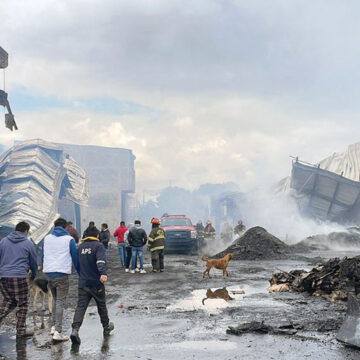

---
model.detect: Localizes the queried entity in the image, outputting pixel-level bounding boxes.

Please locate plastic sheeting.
[0,139,88,243]
[319,142,360,182]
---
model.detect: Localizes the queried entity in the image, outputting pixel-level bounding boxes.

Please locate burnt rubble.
[215,226,310,261]
[269,257,360,301]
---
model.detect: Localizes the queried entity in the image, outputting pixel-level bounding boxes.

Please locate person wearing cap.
[70,227,114,345]
[147,218,165,273]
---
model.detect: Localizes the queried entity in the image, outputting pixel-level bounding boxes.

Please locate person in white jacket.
[43,218,80,342]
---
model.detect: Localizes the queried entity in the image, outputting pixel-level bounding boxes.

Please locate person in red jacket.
[113,221,128,267]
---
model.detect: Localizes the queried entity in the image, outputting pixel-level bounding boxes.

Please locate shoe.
[152,269,159,273]
[70,328,81,345]
[103,322,114,337]
[130,270,135,274]
[125,268,129,273]
[135,268,140,273]
[52,330,69,342]
[50,326,55,335]
[140,269,146,274]
[16,330,34,339]
[160,269,164,272]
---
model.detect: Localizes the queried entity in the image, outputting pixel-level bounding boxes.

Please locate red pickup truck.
[160,214,198,254]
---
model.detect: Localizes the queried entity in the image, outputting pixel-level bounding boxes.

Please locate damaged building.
[0,139,136,242]
[56,142,135,233]
[285,142,360,224]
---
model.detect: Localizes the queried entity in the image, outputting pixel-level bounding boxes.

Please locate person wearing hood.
[128,220,147,274]
[43,218,80,342]
[0,221,37,338]
[70,227,114,345]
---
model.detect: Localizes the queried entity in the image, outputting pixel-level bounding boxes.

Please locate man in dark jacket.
[70,227,114,345]
[0,221,38,338]
[128,220,147,274]
[99,223,110,257]
[82,221,97,239]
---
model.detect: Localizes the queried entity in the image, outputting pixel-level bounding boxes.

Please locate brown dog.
[201,253,234,278]
[202,287,234,304]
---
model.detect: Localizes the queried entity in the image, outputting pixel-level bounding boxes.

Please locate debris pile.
[215,227,291,260]
[269,257,360,301]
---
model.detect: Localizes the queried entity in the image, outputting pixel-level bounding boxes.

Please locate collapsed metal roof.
[290,156,360,223]
[0,139,88,243]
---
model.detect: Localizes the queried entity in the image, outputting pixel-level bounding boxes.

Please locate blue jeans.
[131,247,144,270]
[118,243,126,266]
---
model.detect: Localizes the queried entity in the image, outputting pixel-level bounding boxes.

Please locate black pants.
[72,285,109,330]
[125,246,137,269]
[151,250,164,271]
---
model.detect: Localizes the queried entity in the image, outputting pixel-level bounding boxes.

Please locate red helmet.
[151,218,161,224]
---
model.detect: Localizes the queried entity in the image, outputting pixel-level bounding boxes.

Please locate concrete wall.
[57,143,135,235]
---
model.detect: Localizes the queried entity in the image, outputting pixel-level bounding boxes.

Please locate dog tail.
[202,298,207,305]
[201,255,207,262]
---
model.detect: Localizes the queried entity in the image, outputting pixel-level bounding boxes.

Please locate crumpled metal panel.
[0,139,89,243]
[290,161,360,222]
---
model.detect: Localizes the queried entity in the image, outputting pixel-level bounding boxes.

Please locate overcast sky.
[1,0,360,192]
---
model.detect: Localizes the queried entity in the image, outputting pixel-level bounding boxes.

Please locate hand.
[100,275,108,283]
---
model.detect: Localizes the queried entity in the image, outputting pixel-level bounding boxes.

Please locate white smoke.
[238,188,347,244]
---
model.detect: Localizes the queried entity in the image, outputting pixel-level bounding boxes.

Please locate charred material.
[216,227,291,260]
[269,257,360,301]
[227,321,297,336]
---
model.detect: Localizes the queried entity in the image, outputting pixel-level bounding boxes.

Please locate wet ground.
[0,246,359,359]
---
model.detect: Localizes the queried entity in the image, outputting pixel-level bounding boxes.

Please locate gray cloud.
[1,0,360,192]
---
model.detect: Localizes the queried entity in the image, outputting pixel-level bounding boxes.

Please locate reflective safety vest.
[148,227,165,252]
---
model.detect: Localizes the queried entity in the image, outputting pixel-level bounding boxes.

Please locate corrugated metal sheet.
[290,161,360,222]
[0,139,88,243]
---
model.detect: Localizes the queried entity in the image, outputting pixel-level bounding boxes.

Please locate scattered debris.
[227,321,297,336]
[268,283,290,292]
[269,257,360,301]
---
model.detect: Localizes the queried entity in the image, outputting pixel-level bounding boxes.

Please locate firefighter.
[195,220,205,248]
[204,220,216,241]
[148,218,165,273]
[234,220,246,236]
